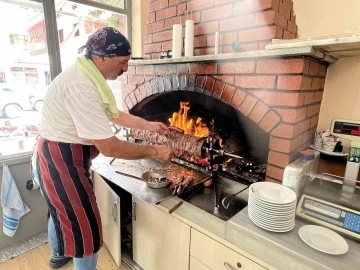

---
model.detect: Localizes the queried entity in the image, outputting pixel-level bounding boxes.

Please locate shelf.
[309,145,348,157]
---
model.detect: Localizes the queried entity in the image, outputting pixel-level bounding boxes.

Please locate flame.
[168,101,210,137]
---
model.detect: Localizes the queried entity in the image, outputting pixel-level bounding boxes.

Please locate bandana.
[78,27,132,57]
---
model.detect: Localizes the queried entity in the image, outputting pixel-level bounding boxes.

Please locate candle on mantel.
[215,32,219,55]
[172,23,182,58]
[185,19,194,57]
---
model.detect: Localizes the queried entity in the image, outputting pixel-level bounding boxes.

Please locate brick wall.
[145,0,298,59]
[120,56,328,182]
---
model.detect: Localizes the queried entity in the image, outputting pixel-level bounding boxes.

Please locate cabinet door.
[93,172,121,266]
[190,257,212,270]
[132,196,190,270]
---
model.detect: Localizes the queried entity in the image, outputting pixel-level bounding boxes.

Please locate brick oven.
[118,0,329,183]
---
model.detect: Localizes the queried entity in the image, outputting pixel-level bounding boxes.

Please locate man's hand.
[154,145,178,162]
[148,121,169,135]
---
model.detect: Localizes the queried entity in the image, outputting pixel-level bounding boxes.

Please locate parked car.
[29,92,45,111]
[0,85,37,118]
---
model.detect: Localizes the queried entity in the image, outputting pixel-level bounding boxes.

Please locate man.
[33,27,175,269]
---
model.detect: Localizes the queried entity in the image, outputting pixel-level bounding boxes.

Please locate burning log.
[130,129,206,157]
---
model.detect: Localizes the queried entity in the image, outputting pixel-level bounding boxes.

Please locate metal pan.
[115,170,170,189]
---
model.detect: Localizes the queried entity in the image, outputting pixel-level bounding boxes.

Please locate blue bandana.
[78,27,132,57]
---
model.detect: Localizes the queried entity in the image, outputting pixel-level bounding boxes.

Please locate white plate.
[249,195,297,209]
[249,192,297,207]
[298,225,349,255]
[248,206,295,221]
[249,202,296,215]
[250,182,297,205]
[249,214,295,232]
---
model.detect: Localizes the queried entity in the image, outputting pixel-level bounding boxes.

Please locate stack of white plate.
[248,182,297,232]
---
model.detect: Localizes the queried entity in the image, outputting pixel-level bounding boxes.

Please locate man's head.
[78,27,132,80]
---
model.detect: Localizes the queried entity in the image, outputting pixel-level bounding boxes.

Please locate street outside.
[0,110,41,157]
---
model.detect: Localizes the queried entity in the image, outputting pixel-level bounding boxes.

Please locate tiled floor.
[0,242,131,270]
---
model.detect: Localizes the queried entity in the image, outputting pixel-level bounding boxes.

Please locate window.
[87,0,125,9]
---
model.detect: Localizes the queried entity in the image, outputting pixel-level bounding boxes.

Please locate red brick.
[218,61,255,74]
[291,11,296,22]
[239,95,257,116]
[272,0,280,12]
[311,78,322,90]
[147,21,165,34]
[259,111,281,132]
[220,14,255,31]
[303,59,310,74]
[177,3,187,15]
[148,12,155,24]
[189,63,217,74]
[271,124,296,138]
[126,66,135,75]
[221,85,236,104]
[303,92,315,105]
[153,30,172,42]
[139,85,147,99]
[287,20,298,34]
[149,0,168,12]
[270,134,303,153]
[194,21,219,35]
[277,75,302,90]
[274,13,288,29]
[194,36,207,48]
[128,75,145,85]
[235,76,275,89]
[266,177,282,184]
[215,76,234,85]
[267,165,285,181]
[314,91,324,102]
[129,92,137,105]
[134,88,142,102]
[164,12,201,29]
[319,65,328,76]
[187,0,215,11]
[268,151,291,168]
[321,79,325,89]
[195,47,215,56]
[311,115,319,128]
[255,10,275,26]
[233,0,272,15]
[162,41,172,51]
[121,84,136,95]
[145,34,153,44]
[258,41,271,50]
[256,59,306,74]
[154,65,177,75]
[283,30,296,39]
[274,107,307,123]
[309,62,320,76]
[230,89,247,108]
[307,104,321,118]
[249,102,270,123]
[207,34,216,46]
[275,26,284,39]
[177,64,189,74]
[156,6,177,21]
[303,128,315,144]
[213,80,225,99]
[204,77,215,96]
[238,26,276,42]
[240,42,259,51]
[220,32,238,45]
[215,0,236,4]
[253,91,299,107]
[203,4,232,21]
[136,65,154,75]
[294,119,311,136]
[169,0,182,6]
[119,75,127,84]
[279,2,291,19]
[301,76,313,90]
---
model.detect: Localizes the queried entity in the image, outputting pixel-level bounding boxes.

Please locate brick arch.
[124,75,282,135]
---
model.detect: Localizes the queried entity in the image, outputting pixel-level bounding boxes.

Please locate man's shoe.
[49,257,72,269]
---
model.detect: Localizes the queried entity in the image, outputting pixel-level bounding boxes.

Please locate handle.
[112,202,117,222]
[224,262,241,269]
[132,202,136,221]
[168,201,183,214]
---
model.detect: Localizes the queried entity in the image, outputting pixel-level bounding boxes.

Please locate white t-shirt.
[39,64,115,145]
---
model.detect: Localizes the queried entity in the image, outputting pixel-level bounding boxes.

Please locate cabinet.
[191,229,266,270]
[93,172,121,267]
[132,196,191,270]
[190,257,212,270]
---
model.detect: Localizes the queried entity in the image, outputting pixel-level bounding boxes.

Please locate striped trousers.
[35,137,103,258]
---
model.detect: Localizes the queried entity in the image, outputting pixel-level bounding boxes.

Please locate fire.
[168,101,211,137]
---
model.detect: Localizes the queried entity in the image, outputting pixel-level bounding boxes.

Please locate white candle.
[215,32,219,55]
[172,24,182,58]
[185,19,194,57]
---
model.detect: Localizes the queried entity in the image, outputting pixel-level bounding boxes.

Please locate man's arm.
[92,136,173,161]
[110,110,149,130]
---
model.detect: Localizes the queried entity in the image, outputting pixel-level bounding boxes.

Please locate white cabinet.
[132,196,191,270]
[191,229,266,270]
[190,257,212,270]
[93,172,121,267]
